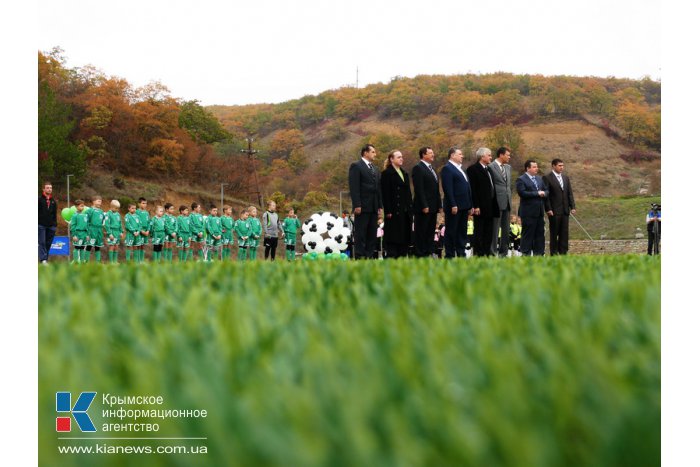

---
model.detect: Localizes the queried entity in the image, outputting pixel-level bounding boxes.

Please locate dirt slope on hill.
[298,116,660,198]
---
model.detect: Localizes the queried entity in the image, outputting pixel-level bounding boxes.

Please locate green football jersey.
[124,213,141,235]
[234,218,252,239]
[177,215,191,237]
[283,217,301,236]
[86,207,105,229]
[206,215,222,237]
[136,209,150,234]
[105,211,123,236]
[164,213,178,237]
[70,211,89,233]
[190,212,204,233]
[249,217,262,239]
[150,216,165,235]
[221,215,234,232]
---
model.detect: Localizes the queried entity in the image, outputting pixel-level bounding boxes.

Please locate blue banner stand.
[49,236,70,256]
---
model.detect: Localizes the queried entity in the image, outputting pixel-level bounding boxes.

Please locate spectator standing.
[466,147,499,256]
[262,201,283,260]
[380,150,413,258]
[341,210,354,258]
[466,215,474,256]
[646,205,661,255]
[411,147,441,258]
[488,147,513,257]
[516,160,548,256]
[348,144,383,259]
[543,158,577,255]
[434,223,445,258]
[440,147,473,258]
[38,181,57,264]
[509,215,522,256]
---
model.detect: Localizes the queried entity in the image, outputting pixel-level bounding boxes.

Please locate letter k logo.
[56,392,97,432]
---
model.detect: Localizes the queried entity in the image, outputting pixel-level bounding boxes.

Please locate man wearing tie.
[466,147,499,256]
[411,147,441,258]
[440,147,473,258]
[543,158,576,255]
[516,160,549,256]
[348,144,383,259]
[488,147,512,257]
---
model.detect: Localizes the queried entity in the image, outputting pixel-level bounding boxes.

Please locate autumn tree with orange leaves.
[38,49,237,190]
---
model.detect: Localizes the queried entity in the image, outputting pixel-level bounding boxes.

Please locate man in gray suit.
[488,147,512,257]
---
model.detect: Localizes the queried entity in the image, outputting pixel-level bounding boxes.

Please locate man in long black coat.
[381,150,412,258]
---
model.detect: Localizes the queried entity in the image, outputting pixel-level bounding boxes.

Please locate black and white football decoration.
[301,212,351,254]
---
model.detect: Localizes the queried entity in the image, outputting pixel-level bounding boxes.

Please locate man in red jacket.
[38,181,58,263]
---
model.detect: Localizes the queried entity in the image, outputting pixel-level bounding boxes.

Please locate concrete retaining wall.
[566,240,648,255]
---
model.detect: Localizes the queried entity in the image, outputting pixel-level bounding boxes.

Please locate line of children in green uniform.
[69,196,302,263]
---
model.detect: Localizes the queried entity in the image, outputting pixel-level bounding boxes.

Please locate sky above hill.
[38,0,660,106]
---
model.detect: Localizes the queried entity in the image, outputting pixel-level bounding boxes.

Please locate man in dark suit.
[441,147,473,258]
[348,144,383,259]
[543,158,576,255]
[466,147,499,256]
[411,146,441,257]
[488,147,512,257]
[516,160,549,256]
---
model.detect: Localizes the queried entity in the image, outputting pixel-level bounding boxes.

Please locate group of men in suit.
[430,145,520,259]
[349,143,576,259]
[515,158,577,255]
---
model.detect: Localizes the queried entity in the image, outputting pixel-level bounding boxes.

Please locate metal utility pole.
[220,183,228,211]
[339,191,350,215]
[66,174,74,207]
[356,66,359,89]
[66,173,74,246]
[240,137,263,208]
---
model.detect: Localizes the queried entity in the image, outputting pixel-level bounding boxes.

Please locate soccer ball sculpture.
[301,212,352,255]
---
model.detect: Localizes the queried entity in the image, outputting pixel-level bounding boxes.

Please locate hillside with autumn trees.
[209,71,660,209]
[39,48,660,236]
[38,49,244,194]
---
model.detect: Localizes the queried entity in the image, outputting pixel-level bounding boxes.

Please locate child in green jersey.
[105,199,124,264]
[70,199,89,263]
[247,206,262,260]
[177,205,191,262]
[205,205,223,261]
[283,208,302,261]
[221,205,235,261]
[190,202,205,261]
[234,208,252,261]
[85,195,106,262]
[124,203,142,263]
[163,203,178,262]
[150,206,166,262]
[135,197,150,262]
